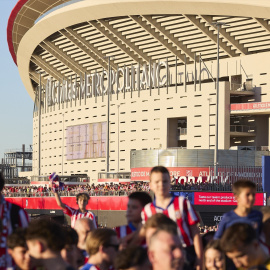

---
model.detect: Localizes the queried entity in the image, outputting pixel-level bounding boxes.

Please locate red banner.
[5,196,129,211]
[231,102,270,111]
[194,192,265,206]
[131,167,210,181]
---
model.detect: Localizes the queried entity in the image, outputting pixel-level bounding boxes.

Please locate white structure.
[8,0,270,182]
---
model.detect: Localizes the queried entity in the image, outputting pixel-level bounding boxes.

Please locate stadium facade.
[7,0,270,182]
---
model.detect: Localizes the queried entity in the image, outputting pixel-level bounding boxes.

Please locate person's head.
[76,193,90,209]
[114,246,151,270]
[261,206,270,246]
[148,229,184,270]
[232,180,256,209]
[86,228,119,266]
[127,192,152,224]
[149,166,171,198]
[144,213,178,246]
[25,218,66,264]
[74,217,96,250]
[7,228,30,270]
[204,240,225,270]
[61,226,80,269]
[0,172,5,192]
[220,223,266,269]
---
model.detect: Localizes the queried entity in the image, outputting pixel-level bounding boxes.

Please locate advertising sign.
[66,122,106,160]
[194,192,266,206]
[231,102,270,111]
[131,167,209,181]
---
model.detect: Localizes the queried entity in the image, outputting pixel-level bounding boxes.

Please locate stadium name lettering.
[44,59,210,107]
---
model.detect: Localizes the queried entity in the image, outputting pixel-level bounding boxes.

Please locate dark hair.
[205,240,225,270]
[145,213,178,235]
[150,166,170,180]
[232,180,256,196]
[7,228,27,249]
[220,223,256,253]
[76,193,90,202]
[86,228,117,256]
[202,231,215,248]
[205,239,223,253]
[25,218,66,252]
[128,192,152,207]
[63,226,78,246]
[114,246,149,270]
[0,172,5,192]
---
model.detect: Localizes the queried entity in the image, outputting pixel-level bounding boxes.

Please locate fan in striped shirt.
[54,188,97,229]
[115,191,152,241]
[141,166,203,270]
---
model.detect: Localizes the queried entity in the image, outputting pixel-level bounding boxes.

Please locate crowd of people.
[0,166,270,270]
[2,182,150,197]
[3,179,263,198]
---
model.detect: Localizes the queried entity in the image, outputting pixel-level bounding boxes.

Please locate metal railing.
[3,190,140,197]
[231,83,242,91]
[5,179,30,185]
[31,175,90,182]
[230,125,256,133]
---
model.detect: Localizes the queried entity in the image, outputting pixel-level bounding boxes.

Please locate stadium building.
[7,0,270,182]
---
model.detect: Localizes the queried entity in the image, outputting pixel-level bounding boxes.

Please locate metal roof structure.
[7,0,270,97]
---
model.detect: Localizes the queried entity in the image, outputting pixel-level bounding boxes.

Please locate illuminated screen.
[66,122,106,160]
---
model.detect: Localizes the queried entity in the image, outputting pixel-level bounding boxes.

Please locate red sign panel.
[131,167,210,181]
[5,197,129,211]
[194,192,265,206]
[231,102,270,111]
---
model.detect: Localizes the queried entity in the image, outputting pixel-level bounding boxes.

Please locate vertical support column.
[166,57,169,94]
[175,56,177,93]
[38,73,41,176]
[106,58,111,173]
[194,52,197,92]
[214,25,220,177]
[22,144,25,172]
[184,55,187,92]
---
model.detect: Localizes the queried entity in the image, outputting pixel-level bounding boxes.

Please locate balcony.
[178,128,187,140]
[230,125,256,137]
[230,80,254,96]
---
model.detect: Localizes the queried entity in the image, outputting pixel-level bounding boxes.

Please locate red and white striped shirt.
[141,196,199,247]
[63,205,97,228]
[0,196,29,270]
[81,263,101,270]
[115,223,135,238]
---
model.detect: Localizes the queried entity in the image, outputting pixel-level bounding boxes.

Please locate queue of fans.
[1,166,270,270]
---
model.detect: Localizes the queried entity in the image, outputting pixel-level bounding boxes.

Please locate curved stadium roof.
[7,0,270,99]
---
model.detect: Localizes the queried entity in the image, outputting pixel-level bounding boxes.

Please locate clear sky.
[0,0,33,159]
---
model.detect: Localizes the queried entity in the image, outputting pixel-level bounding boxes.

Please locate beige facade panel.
[29,50,270,181]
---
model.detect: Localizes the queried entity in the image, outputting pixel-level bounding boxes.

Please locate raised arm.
[54,190,66,210]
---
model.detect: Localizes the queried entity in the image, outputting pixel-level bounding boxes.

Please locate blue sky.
[0,0,33,159]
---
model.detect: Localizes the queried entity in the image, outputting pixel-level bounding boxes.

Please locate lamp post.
[62,113,64,175]
[104,56,114,174]
[211,22,229,177]
[36,71,43,177]
[117,104,120,174]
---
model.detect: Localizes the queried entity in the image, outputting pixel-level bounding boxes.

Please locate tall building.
[8,0,270,182]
